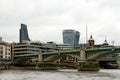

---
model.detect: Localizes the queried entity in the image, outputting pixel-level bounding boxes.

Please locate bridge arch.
[43,54,80,61]
[14,57,35,64]
[86,50,118,60]
[14,53,39,64]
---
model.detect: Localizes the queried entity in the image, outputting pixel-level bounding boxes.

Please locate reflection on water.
[0,69,120,80]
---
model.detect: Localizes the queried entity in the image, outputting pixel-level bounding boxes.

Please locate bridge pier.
[77,60,100,71]
[36,52,58,70]
[80,48,86,61]
[38,52,42,62]
[78,48,100,71]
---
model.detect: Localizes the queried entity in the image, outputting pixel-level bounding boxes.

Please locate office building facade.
[63,29,80,49]
[0,39,11,60]
[19,23,30,42]
[12,42,41,56]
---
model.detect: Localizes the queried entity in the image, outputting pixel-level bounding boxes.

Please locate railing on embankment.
[13,62,78,70]
[77,61,100,71]
[0,63,10,70]
[14,62,58,70]
[117,57,120,69]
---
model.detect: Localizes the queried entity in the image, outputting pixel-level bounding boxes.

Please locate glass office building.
[19,23,30,42]
[63,29,80,49]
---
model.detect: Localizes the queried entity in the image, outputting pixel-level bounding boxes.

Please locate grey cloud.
[99,0,120,7]
[0,0,120,45]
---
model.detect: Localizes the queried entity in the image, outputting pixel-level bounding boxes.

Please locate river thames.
[0,69,120,80]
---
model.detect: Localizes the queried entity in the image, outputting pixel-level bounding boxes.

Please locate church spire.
[103,37,109,46]
[88,34,95,48]
[89,34,94,40]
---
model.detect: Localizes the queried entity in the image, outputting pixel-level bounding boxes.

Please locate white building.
[0,39,11,60]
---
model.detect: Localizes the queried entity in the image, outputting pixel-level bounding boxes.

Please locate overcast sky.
[0,0,120,45]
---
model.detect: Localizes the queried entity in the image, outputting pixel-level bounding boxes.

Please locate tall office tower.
[19,23,30,42]
[63,29,80,48]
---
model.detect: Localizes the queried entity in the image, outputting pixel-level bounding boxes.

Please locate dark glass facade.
[63,29,80,49]
[19,23,30,42]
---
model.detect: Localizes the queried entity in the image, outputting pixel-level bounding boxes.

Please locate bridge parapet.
[13,46,120,64]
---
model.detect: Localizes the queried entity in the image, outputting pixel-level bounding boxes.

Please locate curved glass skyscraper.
[63,29,80,49]
[19,23,30,42]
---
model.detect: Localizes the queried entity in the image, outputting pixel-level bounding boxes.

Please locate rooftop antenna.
[105,36,107,41]
[86,25,88,44]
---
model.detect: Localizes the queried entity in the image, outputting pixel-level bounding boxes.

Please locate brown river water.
[0,69,120,80]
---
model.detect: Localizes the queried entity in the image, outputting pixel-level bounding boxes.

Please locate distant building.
[11,42,41,56]
[88,34,95,48]
[80,43,88,48]
[43,42,73,50]
[63,29,80,49]
[11,42,42,63]
[0,39,11,60]
[19,23,30,42]
[56,44,73,50]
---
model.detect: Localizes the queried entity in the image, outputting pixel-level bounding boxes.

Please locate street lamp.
[112,40,115,46]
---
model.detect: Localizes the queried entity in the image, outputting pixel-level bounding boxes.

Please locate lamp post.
[112,40,115,46]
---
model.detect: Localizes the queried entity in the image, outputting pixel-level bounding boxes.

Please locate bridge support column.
[77,60,100,71]
[80,48,86,61]
[78,48,99,71]
[38,52,42,62]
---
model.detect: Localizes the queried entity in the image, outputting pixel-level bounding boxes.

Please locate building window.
[8,57,11,59]
[0,51,3,53]
[8,53,11,55]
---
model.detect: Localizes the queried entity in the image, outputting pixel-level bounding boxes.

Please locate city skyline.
[0,0,120,45]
